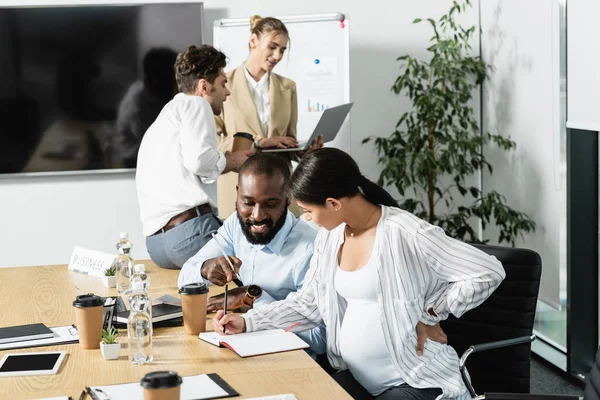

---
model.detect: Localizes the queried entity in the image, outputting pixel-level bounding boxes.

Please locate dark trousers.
[333,370,443,400]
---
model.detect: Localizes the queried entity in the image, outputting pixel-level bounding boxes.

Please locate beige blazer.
[215,65,298,218]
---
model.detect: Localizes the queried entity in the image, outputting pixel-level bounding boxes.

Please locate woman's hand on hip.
[415,321,447,356]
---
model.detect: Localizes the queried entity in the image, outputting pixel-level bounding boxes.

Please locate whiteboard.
[213,13,351,152]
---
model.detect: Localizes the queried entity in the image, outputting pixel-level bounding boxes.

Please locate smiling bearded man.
[178,153,326,357]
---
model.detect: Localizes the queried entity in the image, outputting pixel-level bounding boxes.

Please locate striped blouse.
[243,205,505,399]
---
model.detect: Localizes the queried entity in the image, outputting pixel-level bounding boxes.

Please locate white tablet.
[0,351,66,377]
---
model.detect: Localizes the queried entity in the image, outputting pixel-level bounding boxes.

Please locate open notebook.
[199,329,309,358]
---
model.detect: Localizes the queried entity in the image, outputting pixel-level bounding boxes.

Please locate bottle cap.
[134,264,145,273]
[119,232,129,239]
[72,294,103,308]
[178,282,209,295]
[140,371,182,389]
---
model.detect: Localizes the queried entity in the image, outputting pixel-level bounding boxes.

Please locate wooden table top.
[0,262,351,399]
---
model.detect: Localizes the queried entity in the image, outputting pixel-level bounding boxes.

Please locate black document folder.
[0,323,54,344]
[115,303,182,324]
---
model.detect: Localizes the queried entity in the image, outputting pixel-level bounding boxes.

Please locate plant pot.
[101,275,116,288]
[100,341,120,360]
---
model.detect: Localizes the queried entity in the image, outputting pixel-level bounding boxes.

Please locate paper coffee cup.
[231,132,254,152]
[72,294,104,349]
[141,371,182,400]
[179,283,209,335]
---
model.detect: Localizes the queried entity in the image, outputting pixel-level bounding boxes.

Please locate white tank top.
[335,253,405,396]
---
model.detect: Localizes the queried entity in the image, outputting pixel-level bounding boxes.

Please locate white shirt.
[136,93,226,236]
[243,65,270,135]
[336,258,405,396]
[243,205,506,399]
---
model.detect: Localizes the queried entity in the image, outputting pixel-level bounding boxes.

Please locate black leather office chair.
[440,244,542,395]
[584,346,600,400]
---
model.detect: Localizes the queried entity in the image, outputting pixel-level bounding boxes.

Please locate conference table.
[0,261,351,400]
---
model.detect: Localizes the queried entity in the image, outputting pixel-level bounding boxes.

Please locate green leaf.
[362,0,535,245]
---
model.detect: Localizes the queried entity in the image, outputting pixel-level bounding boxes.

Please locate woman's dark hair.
[289,148,399,207]
[174,45,227,93]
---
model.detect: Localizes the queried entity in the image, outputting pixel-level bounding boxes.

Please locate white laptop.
[262,102,353,153]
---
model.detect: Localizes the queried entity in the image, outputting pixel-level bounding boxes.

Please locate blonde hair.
[249,15,288,39]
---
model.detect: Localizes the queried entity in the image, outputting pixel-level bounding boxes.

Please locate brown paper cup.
[74,305,103,349]
[141,371,182,399]
[180,292,208,335]
[144,386,181,400]
[232,132,254,152]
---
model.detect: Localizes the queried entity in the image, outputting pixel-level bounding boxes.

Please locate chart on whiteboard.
[290,56,343,141]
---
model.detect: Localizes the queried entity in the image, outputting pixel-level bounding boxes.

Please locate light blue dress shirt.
[178,210,326,355]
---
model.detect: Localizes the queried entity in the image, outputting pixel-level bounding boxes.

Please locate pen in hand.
[223,284,228,333]
[211,232,243,286]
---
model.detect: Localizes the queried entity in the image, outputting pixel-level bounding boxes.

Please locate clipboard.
[89,373,239,400]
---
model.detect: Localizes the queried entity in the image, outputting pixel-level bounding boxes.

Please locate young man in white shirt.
[136,45,251,270]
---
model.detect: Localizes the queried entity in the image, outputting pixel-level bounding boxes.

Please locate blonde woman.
[216,15,321,218]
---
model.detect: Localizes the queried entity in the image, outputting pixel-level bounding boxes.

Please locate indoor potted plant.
[101,265,116,288]
[100,327,120,360]
[364,0,535,245]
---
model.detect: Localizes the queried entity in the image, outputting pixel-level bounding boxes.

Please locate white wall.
[480,0,563,309]
[567,0,600,131]
[0,0,479,267]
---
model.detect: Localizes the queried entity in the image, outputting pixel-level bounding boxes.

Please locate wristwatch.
[243,284,263,307]
[253,138,262,153]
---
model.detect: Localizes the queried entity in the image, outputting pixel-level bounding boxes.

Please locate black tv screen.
[0,3,204,175]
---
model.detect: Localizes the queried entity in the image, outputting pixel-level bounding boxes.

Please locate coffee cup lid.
[178,282,209,295]
[72,294,103,308]
[233,132,253,140]
[140,371,182,389]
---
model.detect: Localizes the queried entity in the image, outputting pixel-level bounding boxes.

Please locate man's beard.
[236,207,287,245]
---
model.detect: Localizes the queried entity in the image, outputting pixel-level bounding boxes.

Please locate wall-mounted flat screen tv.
[0,3,204,175]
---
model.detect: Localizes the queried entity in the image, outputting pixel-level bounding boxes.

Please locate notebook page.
[221,329,309,357]
[200,330,287,347]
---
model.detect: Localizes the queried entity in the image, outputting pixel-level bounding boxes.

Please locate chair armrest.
[470,335,537,353]
[460,335,536,398]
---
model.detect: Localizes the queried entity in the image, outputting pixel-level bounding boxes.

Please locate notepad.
[90,373,238,400]
[0,325,78,351]
[199,329,309,358]
[0,323,54,344]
